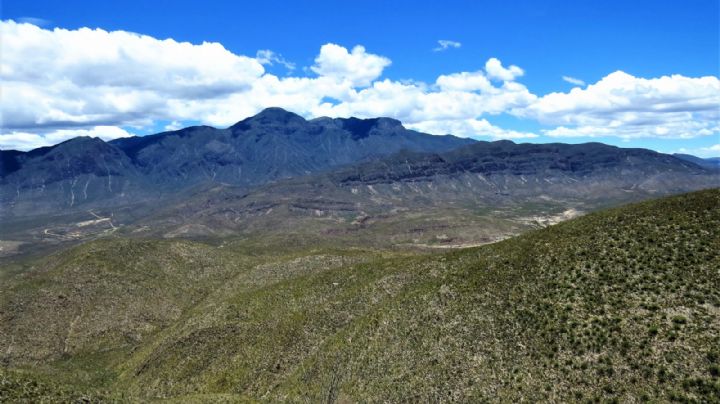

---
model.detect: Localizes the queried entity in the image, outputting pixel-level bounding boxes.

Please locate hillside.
[1,189,718,402]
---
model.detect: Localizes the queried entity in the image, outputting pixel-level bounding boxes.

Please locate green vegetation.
[1,189,718,402]
[0,368,114,403]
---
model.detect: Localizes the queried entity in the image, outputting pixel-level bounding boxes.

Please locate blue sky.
[2,0,719,156]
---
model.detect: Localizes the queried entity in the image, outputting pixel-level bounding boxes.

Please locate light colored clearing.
[0,240,24,256]
[515,208,583,227]
[88,210,117,229]
[132,225,151,233]
[43,228,66,238]
[76,217,112,227]
[398,236,511,250]
[164,223,216,238]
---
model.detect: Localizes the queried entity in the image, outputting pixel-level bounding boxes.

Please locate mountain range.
[0,108,718,258]
[0,108,473,216]
[1,108,719,402]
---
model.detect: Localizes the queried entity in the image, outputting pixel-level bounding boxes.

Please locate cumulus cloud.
[310,43,391,87]
[562,76,585,86]
[675,144,720,158]
[485,58,524,82]
[0,126,133,150]
[310,78,536,127]
[1,20,717,151]
[523,71,720,139]
[433,40,461,52]
[255,49,296,71]
[1,20,264,132]
[408,119,538,139]
[436,71,494,92]
[164,121,183,131]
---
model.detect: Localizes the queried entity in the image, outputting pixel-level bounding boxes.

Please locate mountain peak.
[250,107,306,124]
[58,136,105,146]
[230,107,307,132]
[49,136,113,155]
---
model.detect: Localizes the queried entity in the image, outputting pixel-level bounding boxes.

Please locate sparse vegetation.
[0,189,718,402]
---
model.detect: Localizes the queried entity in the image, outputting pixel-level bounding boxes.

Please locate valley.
[1,110,718,402]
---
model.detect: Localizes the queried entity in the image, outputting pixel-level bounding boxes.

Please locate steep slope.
[137,140,718,244]
[108,108,474,189]
[0,137,145,216]
[1,189,718,402]
[0,108,472,219]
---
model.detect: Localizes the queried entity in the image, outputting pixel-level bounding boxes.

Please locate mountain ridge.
[0,108,717,259]
[1,108,474,216]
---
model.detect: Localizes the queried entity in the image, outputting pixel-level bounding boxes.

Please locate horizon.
[1,0,718,157]
[5,106,718,159]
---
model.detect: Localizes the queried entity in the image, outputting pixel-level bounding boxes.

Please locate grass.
[0,188,718,402]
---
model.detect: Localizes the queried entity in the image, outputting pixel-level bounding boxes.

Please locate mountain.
[134,140,718,243]
[674,153,720,170]
[1,189,718,402]
[1,113,717,259]
[109,109,474,188]
[0,137,149,217]
[0,108,473,218]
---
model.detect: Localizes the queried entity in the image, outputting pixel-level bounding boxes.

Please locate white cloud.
[255,49,295,71]
[1,20,264,131]
[485,58,524,82]
[408,119,538,139]
[562,76,585,86]
[310,43,391,87]
[164,121,183,131]
[675,144,720,158]
[310,77,536,128]
[1,20,717,151]
[436,71,494,92]
[433,40,461,52]
[523,71,720,139]
[0,126,133,150]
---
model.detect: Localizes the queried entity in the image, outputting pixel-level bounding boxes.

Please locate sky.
[2,0,719,156]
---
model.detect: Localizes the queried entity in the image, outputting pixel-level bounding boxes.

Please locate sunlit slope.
[117,189,719,401]
[1,189,718,402]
